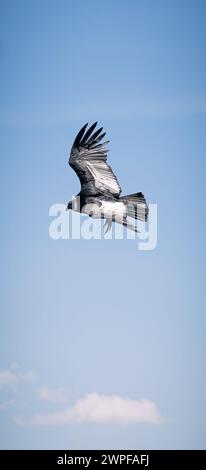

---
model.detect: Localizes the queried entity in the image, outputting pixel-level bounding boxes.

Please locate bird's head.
[66,200,73,211]
[66,196,80,212]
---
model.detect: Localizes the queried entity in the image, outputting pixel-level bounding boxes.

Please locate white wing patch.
[100,201,126,222]
[81,200,126,223]
[86,161,121,195]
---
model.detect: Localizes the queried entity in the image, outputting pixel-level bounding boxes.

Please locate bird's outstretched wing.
[69,122,122,197]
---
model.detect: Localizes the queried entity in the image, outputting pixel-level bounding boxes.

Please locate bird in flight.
[67,122,148,233]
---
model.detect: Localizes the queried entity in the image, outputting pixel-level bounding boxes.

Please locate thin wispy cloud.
[15,393,163,427]
[0,369,36,385]
[37,387,68,404]
[0,400,16,412]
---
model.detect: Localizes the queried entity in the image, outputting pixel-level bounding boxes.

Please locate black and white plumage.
[67,122,148,233]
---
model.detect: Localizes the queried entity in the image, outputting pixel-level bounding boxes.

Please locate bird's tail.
[120,192,148,222]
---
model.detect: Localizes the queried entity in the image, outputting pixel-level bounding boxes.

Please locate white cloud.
[0,370,16,385]
[37,387,68,403]
[15,393,163,427]
[0,369,36,385]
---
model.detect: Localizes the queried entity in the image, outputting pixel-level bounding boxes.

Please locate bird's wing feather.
[69,122,121,196]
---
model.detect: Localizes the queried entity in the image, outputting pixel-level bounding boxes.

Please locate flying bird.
[67,122,148,233]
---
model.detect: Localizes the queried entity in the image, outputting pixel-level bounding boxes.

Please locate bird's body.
[67,122,148,233]
[82,196,126,223]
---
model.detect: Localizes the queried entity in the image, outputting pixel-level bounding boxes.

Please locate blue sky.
[1,0,206,449]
